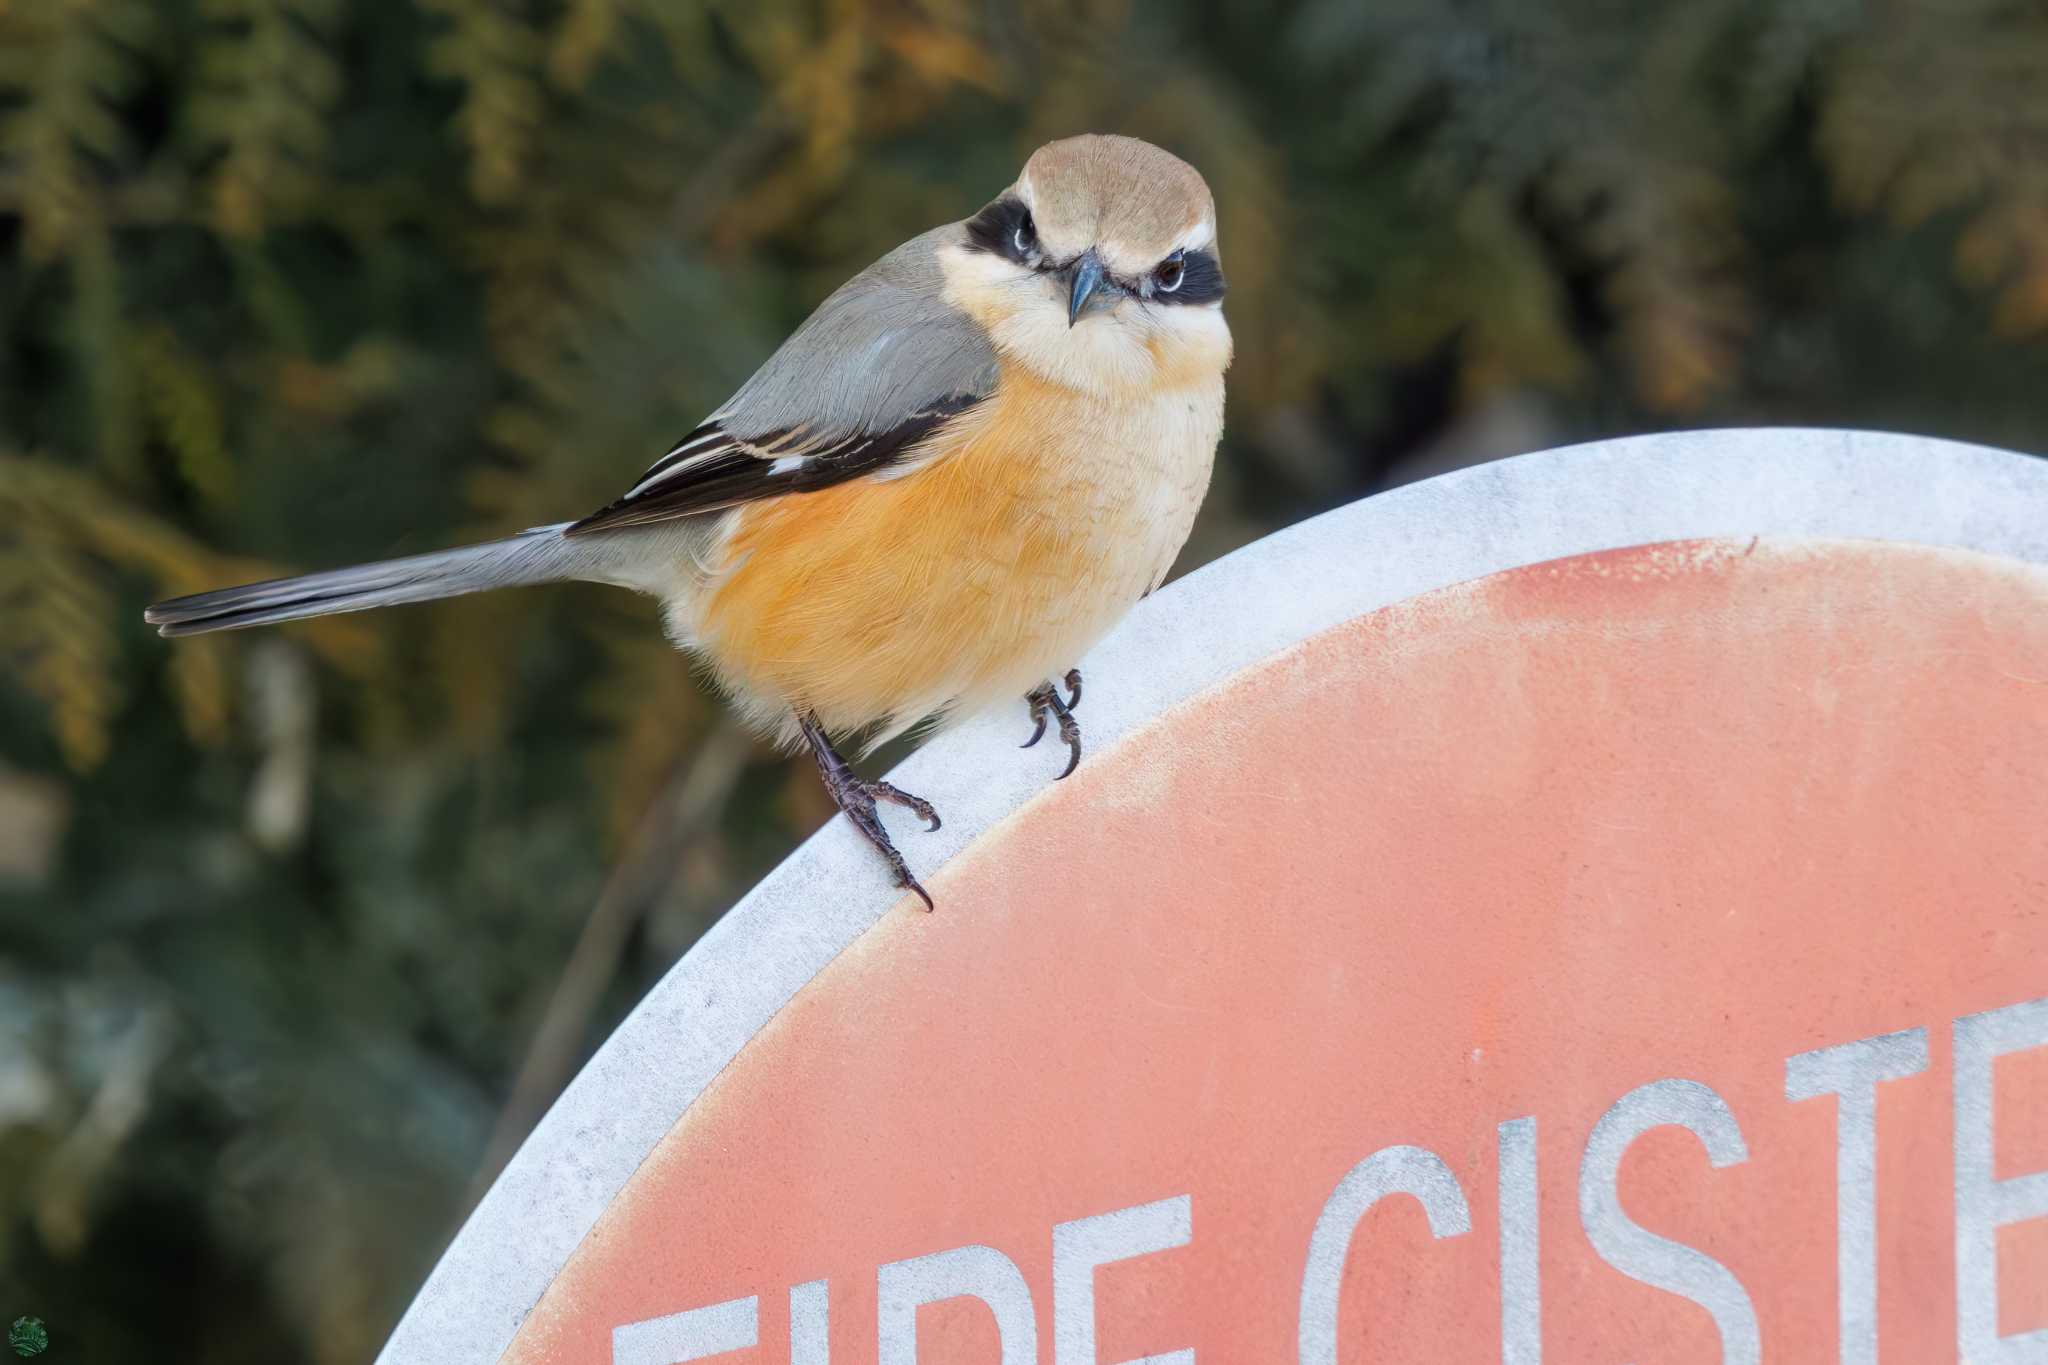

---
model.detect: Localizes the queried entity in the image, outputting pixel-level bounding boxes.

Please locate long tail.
[146,523,585,637]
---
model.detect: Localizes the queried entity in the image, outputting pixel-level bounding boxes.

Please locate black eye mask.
[964,196,1038,264]
[963,195,1227,306]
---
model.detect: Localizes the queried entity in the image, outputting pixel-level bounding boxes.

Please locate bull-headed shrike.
[148,134,1232,907]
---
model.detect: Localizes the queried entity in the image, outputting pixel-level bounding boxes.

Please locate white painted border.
[378,428,2048,1365]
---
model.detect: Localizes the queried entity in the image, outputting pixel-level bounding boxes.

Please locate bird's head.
[943,134,1232,396]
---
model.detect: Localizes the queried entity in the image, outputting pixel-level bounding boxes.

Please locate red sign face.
[500,538,2048,1365]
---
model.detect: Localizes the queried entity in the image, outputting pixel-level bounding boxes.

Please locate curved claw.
[872,780,942,833]
[900,875,935,912]
[1023,677,1084,779]
[1053,706,1082,779]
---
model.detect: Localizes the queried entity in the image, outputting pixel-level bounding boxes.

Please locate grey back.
[713,225,999,442]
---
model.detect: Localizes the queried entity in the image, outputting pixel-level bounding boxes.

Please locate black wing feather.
[565,393,983,537]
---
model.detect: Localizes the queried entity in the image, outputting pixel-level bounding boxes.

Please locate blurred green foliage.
[0,0,2044,1359]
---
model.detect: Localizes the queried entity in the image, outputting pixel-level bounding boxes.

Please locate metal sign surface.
[377,430,2048,1365]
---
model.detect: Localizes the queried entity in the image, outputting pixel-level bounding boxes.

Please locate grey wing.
[568,226,998,536]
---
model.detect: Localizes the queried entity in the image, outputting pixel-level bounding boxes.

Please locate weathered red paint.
[504,537,2048,1363]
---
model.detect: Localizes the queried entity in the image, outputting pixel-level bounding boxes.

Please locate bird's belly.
[686,379,1221,741]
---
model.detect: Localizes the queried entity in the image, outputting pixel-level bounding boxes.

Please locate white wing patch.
[622,431,728,499]
[615,418,891,506]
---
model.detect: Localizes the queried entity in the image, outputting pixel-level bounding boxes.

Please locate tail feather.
[146,524,579,637]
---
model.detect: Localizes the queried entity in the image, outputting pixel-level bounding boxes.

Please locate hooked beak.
[1066,249,1110,328]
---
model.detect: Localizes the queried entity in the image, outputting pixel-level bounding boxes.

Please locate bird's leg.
[1020,669,1084,780]
[1022,668,1084,746]
[797,714,939,910]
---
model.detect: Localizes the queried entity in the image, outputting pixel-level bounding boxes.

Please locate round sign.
[379,430,2048,1365]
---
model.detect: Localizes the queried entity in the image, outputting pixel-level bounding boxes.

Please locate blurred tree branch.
[473,720,756,1192]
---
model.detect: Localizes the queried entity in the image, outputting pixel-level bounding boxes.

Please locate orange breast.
[690,368,1215,739]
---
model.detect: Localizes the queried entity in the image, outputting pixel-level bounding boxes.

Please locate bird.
[145,134,1232,908]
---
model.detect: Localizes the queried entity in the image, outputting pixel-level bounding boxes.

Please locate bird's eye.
[1155,249,1186,293]
[1012,212,1036,257]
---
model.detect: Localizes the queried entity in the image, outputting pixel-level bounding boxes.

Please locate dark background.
[2,1,2044,1359]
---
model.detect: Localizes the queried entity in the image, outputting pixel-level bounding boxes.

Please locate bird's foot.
[1021,668,1084,779]
[866,779,941,832]
[799,715,939,910]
